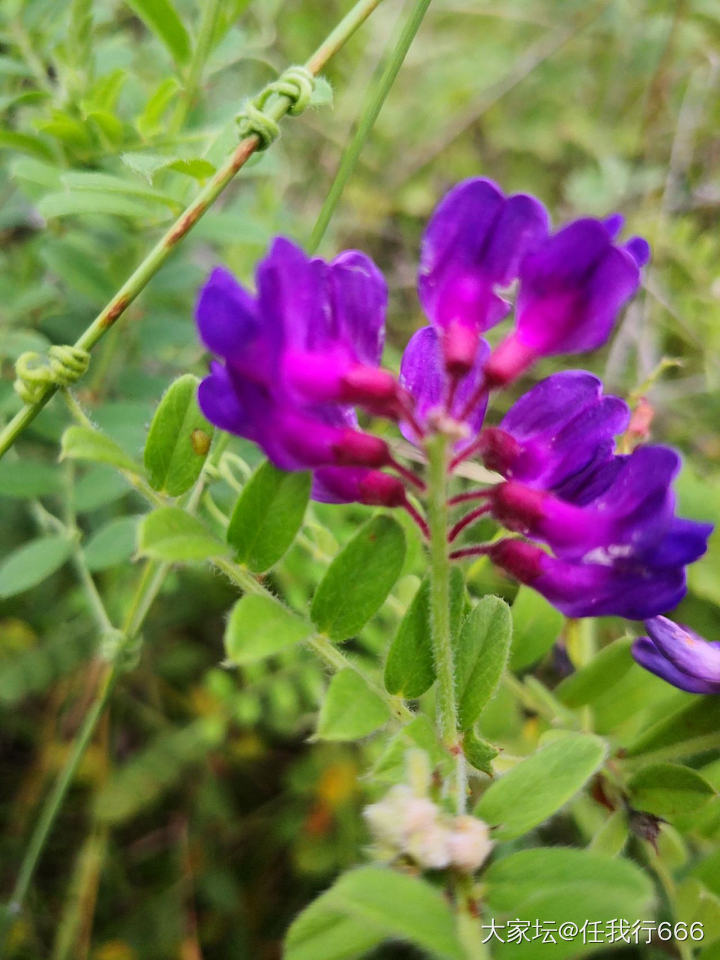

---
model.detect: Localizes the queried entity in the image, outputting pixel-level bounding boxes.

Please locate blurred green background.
[1,0,720,957]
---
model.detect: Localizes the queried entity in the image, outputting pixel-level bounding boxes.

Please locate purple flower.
[196,238,402,478]
[488,539,688,620]
[476,442,712,620]
[632,616,720,694]
[477,371,629,491]
[489,445,712,568]
[399,325,489,443]
[419,178,549,376]
[484,216,650,387]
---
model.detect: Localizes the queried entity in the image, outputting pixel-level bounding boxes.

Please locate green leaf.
[0,130,55,161]
[486,846,652,913]
[316,669,390,741]
[137,507,228,562]
[627,763,716,823]
[463,731,498,775]
[224,594,310,665]
[72,466,130,513]
[167,158,216,180]
[227,460,310,572]
[475,732,607,839]
[61,170,180,210]
[135,78,180,137]
[124,0,191,64]
[485,848,653,958]
[144,375,214,496]
[311,515,406,641]
[284,866,464,960]
[38,190,171,221]
[60,426,139,474]
[384,567,464,699]
[455,595,511,730]
[310,75,334,108]
[555,636,634,708]
[0,460,61,498]
[624,695,720,761]
[83,517,139,572]
[0,536,73,598]
[509,585,563,671]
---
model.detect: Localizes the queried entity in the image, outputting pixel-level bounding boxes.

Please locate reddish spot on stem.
[101,295,130,328]
[166,205,205,246]
[231,137,259,172]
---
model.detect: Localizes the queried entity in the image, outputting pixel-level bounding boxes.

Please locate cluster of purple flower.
[195,178,715,694]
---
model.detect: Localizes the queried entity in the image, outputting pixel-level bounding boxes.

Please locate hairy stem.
[309,0,433,252]
[213,557,413,724]
[0,0,387,460]
[426,433,460,751]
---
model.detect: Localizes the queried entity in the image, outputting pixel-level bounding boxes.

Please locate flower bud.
[446,816,493,872]
[332,429,390,468]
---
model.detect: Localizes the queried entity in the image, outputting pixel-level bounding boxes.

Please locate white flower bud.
[446,815,493,872]
[405,823,453,870]
[363,785,438,851]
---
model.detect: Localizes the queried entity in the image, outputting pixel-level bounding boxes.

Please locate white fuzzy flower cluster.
[363,785,493,873]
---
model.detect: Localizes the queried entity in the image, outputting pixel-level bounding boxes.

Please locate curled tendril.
[14,345,91,404]
[236,65,315,149]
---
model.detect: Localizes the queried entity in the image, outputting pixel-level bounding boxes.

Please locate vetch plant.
[2,2,720,957]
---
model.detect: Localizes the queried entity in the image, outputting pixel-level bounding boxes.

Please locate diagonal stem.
[309,0,433,252]
[0,0,387,460]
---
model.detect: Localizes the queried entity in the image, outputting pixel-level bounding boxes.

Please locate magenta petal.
[329,250,387,366]
[198,363,263,440]
[502,371,604,438]
[534,554,687,619]
[482,192,550,285]
[418,178,548,335]
[626,236,651,267]
[515,218,644,356]
[399,326,489,442]
[498,371,629,492]
[399,326,445,439]
[196,266,258,358]
[255,236,322,355]
[644,616,720,685]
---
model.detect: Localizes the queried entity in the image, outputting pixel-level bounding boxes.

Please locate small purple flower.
[632,617,720,693]
[488,539,689,620]
[399,325,489,443]
[419,178,549,376]
[476,371,629,491]
[196,238,402,479]
[489,445,712,567]
[484,216,650,387]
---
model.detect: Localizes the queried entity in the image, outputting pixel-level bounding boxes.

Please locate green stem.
[213,557,413,723]
[0,425,231,949]
[172,0,223,133]
[62,390,165,507]
[0,0,387,460]
[646,845,694,960]
[0,553,170,956]
[0,668,118,955]
[309,0,432,252]
[425,433,459,751]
